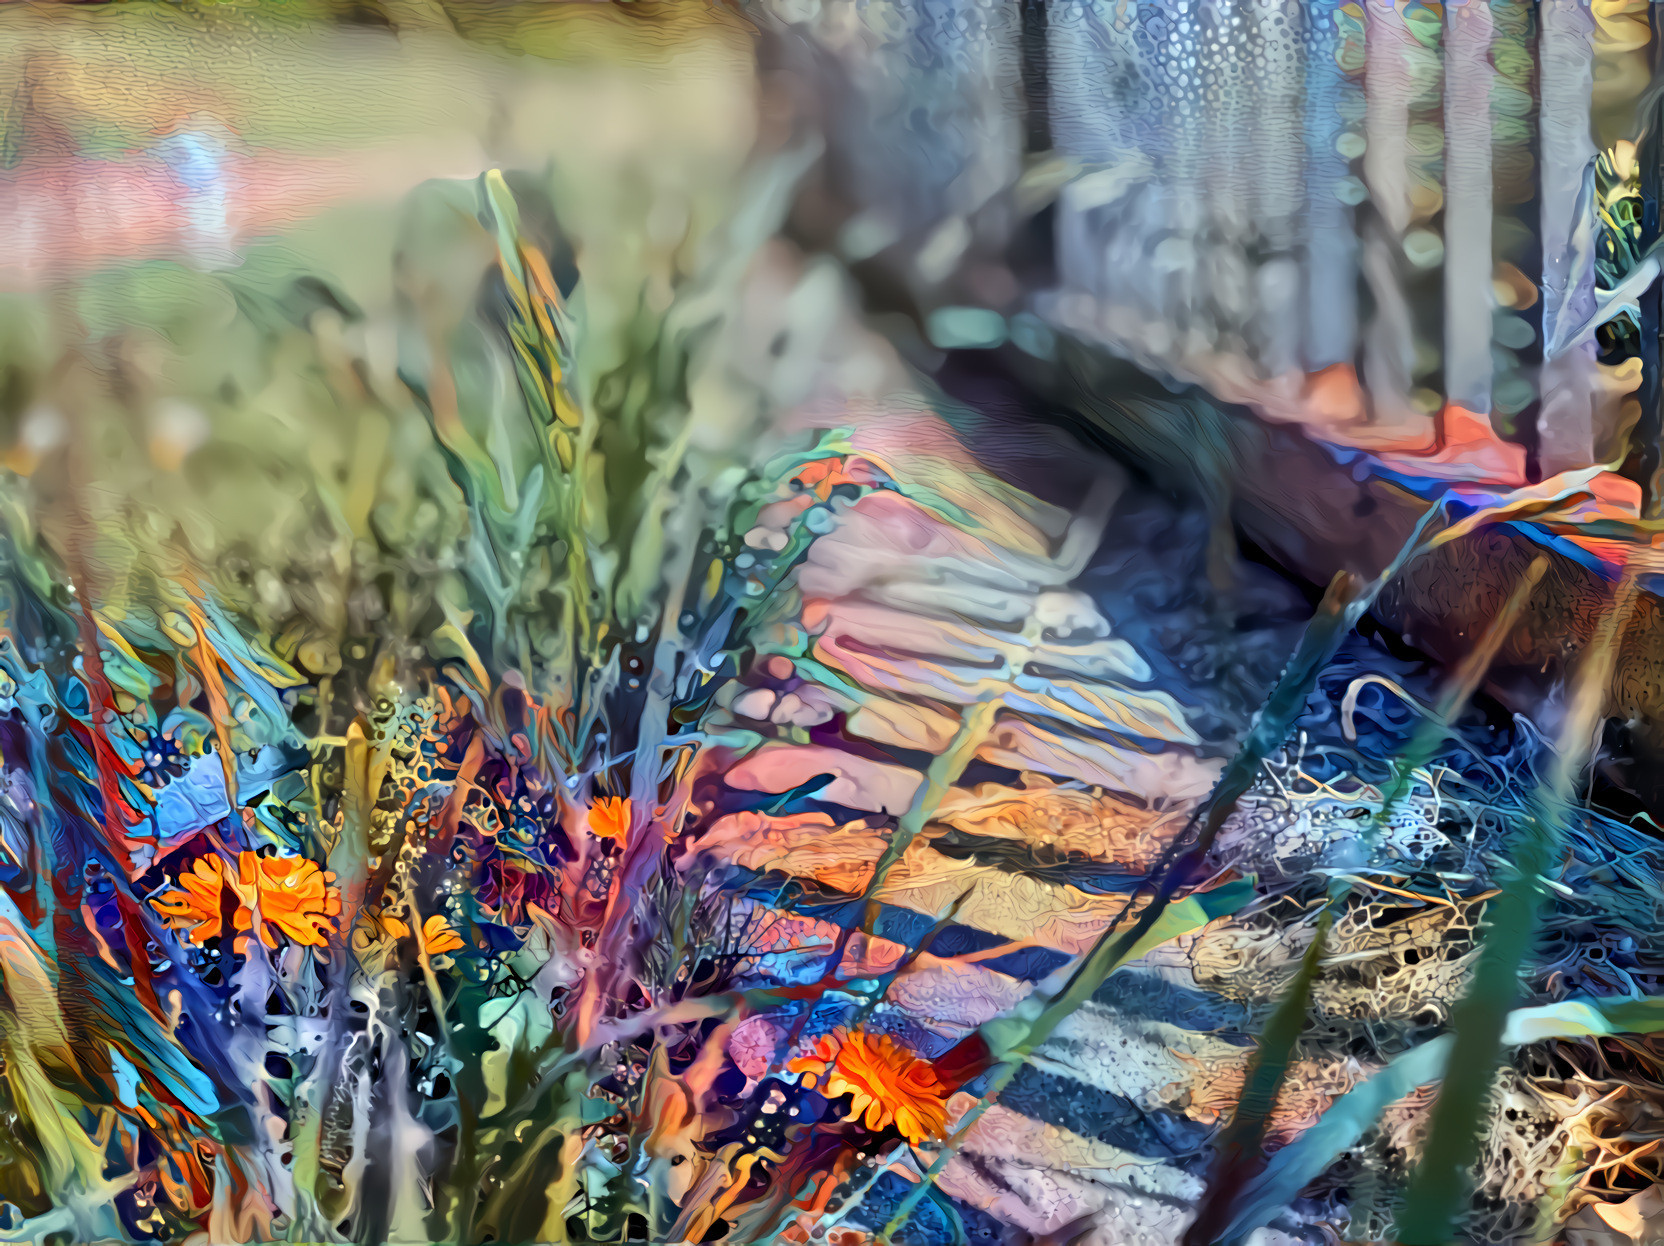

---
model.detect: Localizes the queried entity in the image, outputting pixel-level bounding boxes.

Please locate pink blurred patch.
[727,1015,782,1080]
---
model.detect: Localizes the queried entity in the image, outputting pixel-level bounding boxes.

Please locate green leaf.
[1123,877,1256,964]
[1397,573,1639,1245]
[1218,1036,1455,1246]
[1219,991,1664,1246]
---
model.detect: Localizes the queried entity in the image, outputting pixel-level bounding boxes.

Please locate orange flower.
[786,1029,949,1144]
[362,909,465,957]
[792,457,863,501]
[417,913,465,956]
[588,796,632,844]
[153,852,341,950]
[153,854,241,945]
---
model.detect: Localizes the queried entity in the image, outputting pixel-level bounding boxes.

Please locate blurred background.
[7,0,1664,808]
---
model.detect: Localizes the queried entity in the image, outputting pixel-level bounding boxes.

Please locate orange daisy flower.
[786,1029,949,1144]
[362,909,466,957]
[416,913,465,956]
[792,457,864,501]
[588,795,632,845]
[153,851,341,950]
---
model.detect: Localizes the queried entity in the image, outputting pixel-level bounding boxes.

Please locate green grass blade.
[1186,555,1546,1245]
[1396,570,1638,1245]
